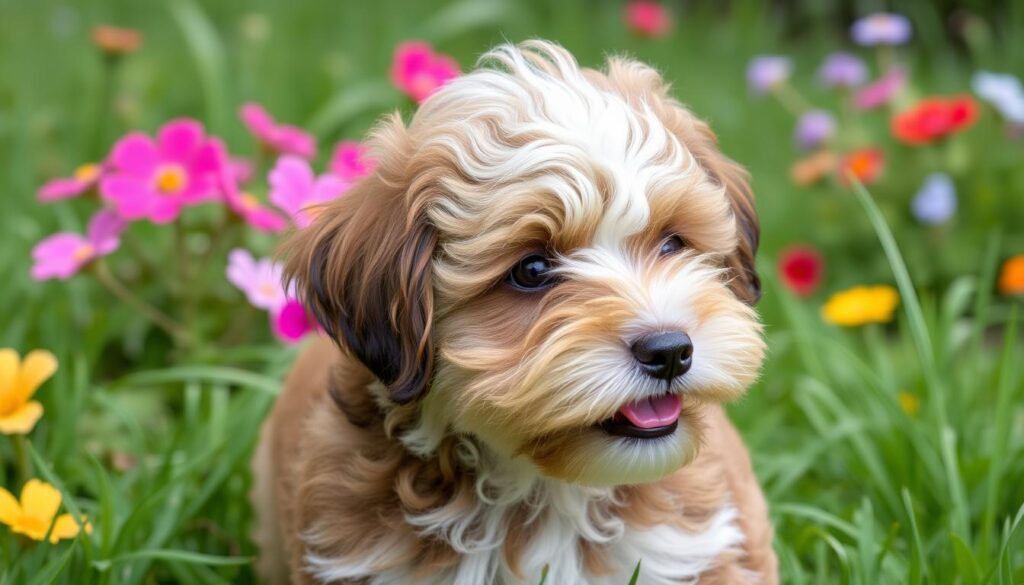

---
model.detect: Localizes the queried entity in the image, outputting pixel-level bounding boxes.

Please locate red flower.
[778,245,824,297]
[891,95,980,145]
[837,147,884,186]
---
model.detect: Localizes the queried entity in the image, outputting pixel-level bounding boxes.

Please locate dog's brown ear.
[282,125,436,404]
[602,59,761,304]
[697,146,761,305]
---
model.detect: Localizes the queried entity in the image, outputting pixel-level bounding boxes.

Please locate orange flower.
[999,255,1024,295]
[790,151,836,186]
[837,148,884,186]
[891,95,979,145]
[0,479,91,543]
[91,25,142,56]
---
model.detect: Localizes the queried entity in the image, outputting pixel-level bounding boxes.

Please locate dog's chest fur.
[303,439,745,585]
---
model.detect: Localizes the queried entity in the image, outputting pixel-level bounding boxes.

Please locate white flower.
[973,71,1024,124]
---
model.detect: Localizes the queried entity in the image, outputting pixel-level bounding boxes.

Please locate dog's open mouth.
[599,393,682,439]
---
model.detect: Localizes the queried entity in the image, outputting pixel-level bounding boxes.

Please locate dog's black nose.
[631,332,693,381]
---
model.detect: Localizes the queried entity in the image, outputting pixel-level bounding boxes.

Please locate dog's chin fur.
[253,40,776,584]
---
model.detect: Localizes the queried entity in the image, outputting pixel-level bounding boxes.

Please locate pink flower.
[38,163,105,202]
[854,66,907,110]
[31,210,125,281]
[239,103,316,159]
[100,119,222,224]
[212,141,287,233]
[268,156,349,229]
[226,248,288,312]
[390,41,460,104]
[230,157,255,185]
[271,299,317,344]
[329,141,376,182]
[625,1,673,38]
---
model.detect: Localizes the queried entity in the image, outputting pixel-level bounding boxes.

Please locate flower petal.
[0,349,18,410]
[100,175,155,220]
[14,350,57,405]
[49,513,87,543]
[0,486,20,526]
[109,133,160,175]
[0,401,44,434]
[158,118,205,162]
[87,210,126,254]
[19,479,61,522]
[31,234,90,281]
[38,178,88,202]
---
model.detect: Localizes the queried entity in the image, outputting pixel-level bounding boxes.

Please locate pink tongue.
[618,394,682,429]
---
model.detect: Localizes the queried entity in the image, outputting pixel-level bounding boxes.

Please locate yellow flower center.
[72,243,95,263]
[257,283,278,299]
[241,192,261,211]
[74,163,100,183]
[154,164,187,195]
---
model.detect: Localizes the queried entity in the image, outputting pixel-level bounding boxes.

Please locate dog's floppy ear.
[601,58,761,304]
[282,120,436,404]
[693,141,761,305]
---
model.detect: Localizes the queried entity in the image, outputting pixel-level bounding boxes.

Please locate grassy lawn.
[1,0,1022,583]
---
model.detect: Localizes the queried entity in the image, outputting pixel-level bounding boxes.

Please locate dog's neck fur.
[304,377,745,585]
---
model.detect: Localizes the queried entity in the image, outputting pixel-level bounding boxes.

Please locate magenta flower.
[239,103,316,159]
[329,141,376,182]
[230,157,255,185]
[226,248,288,312]
[31,210,125,281]
[38,163,105,202]
[851,13,912,46]
[210,140,287,233]
[268,156,349,229]
[795,110,836,151]
[390,41,460,104]
[818,52,867,89]
[854,66,907,110]
[100,119,221,224]
[271,299,317,344]
[624,1,673,38]
[746,55,792,95]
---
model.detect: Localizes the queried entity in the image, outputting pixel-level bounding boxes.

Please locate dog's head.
[285,41,764,487]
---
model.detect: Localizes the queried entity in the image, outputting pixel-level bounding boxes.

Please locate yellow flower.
[897,391,920,416]
[0,479,91,543]
[822,285,900,326]
[999,255,1024,296]
[0,349,57,434]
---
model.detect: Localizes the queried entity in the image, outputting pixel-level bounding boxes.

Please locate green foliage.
[0,0,1022,583]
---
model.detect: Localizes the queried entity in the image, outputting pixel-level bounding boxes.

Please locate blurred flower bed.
[1,1,1022,583]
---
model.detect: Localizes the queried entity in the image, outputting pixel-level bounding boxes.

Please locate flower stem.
[11,434,30,485]
[773,82,813,117]
[92,261,191,346]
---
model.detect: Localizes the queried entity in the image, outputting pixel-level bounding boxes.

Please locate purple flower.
[746,56,792,95]
[31,211,125,280]
[795,110,836,151]
[818,52,868,88]
[271,300,317,344]
[851,13,912,46]
[911,173,956,225]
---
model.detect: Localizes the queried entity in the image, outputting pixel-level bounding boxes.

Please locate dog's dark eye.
[659,235,686,256]
[508,255,554,290]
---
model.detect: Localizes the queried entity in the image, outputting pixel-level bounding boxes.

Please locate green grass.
[1,0,1023,583]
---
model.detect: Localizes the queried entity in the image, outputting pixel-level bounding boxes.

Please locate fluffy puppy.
[251,40,776,585]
